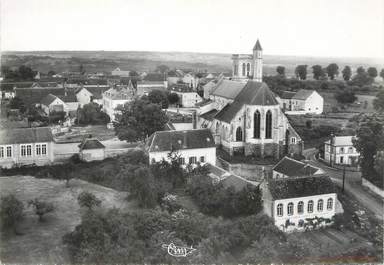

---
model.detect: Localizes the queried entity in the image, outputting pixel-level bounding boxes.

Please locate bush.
[0,194,24,232]
[77,192,102,210]
[28,198,54,222]
[335,90,357,104]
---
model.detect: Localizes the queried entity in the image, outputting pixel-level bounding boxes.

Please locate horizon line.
[2,49,384,62]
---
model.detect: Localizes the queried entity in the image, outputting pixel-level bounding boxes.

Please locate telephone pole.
[342,164,346,193]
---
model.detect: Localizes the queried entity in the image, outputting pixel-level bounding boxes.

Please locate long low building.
[0,127,54,168]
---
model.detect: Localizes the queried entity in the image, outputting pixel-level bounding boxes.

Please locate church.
[198,40,303,159]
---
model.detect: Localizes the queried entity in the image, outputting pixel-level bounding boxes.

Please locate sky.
[1,0,383,58]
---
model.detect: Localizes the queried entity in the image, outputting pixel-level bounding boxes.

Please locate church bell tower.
[253,39,263,82]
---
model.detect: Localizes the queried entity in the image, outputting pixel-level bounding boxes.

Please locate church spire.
[253,39,262,51]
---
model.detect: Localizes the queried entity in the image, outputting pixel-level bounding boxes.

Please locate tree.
[353,114,384,184]
[276,66,285,76]
[155,65,170,74]
[356,66,365,75]
[148,90,169,109]
[114,98,168,143]
[0,194,24,233]
[373,89,384,112]
[48,70,56,77]
[312,65,325,80]
[79,64,85,75]
[129,71,139,77]
[168,93,179,105]
[326,63,339,80]
[18,65,35,80]
[77,103,110,125]
[294,65,307,80]
[380,69,384,81]
[367,67,378,78]
[77,192,102,210]
[8,97,26,113]
[341,66,352,81]
[335,90,357,104]
[28,198,54,222]
[351,67,373,87]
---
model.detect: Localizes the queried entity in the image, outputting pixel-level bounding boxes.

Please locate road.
[303,148,383,220]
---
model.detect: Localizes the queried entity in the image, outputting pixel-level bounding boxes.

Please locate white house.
[111,67,130,77]
[170,85,203,108]
[76,85,110,106]
[0,127,54,168]
[263,175,337,232]
[40,94,67,114]
[324,135,359,166]
[146,129,216,166]
[273,156,324,179]
[102,86,135,121]
[78,138,105,162]
[277,89,323,114]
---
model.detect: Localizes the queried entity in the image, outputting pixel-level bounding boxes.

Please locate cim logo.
[162,243,196,257]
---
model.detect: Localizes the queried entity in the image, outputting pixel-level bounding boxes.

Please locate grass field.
[0,176,135,264]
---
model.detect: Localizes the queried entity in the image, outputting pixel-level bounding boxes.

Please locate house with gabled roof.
[146,129,216,166]
[75,85,110,106]
[272,156,324,179]
[78,138,105,161]
[40,94,67,114]
[277,89,323,114]
[0,127,54,168]
[111,67,130,77]
[262,175,339,232]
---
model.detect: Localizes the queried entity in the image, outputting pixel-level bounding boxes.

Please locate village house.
[272,156,324,178]
[40,94,68,114]
[102,85,135,121]
[182,73,199,88]
[170,84,203,108]
[78,138,106,162]
[111,67,130,77]
[324,135,359,166]
[197,40,303,159]
[146,129,216,166]
[75,85,110,106]
[277,89,323,114]
[263,175,337,232]
[0,127,54,168]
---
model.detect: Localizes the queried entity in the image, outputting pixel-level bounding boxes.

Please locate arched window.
[287,202,294,216]
[327,198,333,210]
[308,200,314,213]
[236,127,243,142]
[246,63,250,76]
[265,110,272,139]
[297,201,304,214]
[277,203,283,216]
[242,63,246,76]
[317,199,323,212]
[340,147,344,154]
[253,110,260,138]
[348,147,353,153]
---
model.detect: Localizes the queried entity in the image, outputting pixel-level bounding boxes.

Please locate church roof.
[211,79,245,99]
[234,80,279,106]
[253,39,262,51]
[214,80,278,123]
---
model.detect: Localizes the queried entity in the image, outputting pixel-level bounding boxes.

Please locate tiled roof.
[214,102,243,123]
[79,86,110,99]
[0,127,53,145]
[144,73,166,82]
[41,94,59,106]
[58,92,77,103]
[280,91,296,99]
[273,156,320,177]
[200,109,219,121]
[292,89,315,100]
[211,79,245,99]
[222,174,257,192]
[15,87,65,106]
[268,175,336,200]
[325,136,355,146]
[78,138,105,150]
[147,129,215,152]
[234,80,279,106]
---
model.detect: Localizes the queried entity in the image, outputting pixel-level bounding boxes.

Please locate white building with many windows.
[146,129,216,166]
[263,175,337,232]
[0,127,54,168]
[324,136,359,166]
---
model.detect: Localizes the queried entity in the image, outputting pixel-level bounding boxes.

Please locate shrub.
[77,192,102,210]
[0,194,24,232]
[28,199,54,222]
